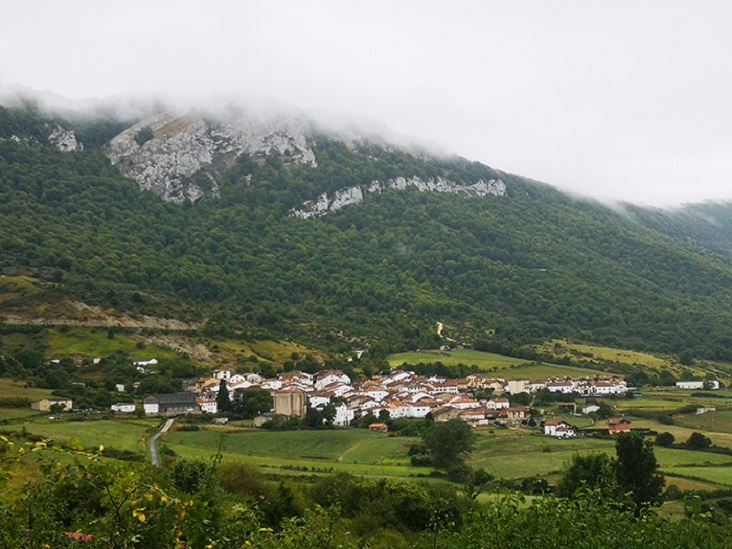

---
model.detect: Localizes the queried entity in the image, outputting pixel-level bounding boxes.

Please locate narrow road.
[436,321,456,343]
[148,417,175,466]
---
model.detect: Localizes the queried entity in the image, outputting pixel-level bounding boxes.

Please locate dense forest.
[3,103,732,360]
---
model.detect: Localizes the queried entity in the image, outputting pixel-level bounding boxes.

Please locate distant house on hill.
[110,403,136,413]
[544,419,577,438]
[31,398,73,412]
[368,423,389,432]
[608,417,631,435]
[676,380,718,390]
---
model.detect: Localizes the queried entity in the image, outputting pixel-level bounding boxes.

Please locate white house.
[315,370,351,390]
[134,359,158,373]
[506,379,531,395]
[333,403,355,426]
[212,369,232,381]
[407,403,432,418]
[384,371,413,385]
[323,382,353,398]
[380,400,407,419]
[486,398,510,410]
[362,388,390,401]
[594,380,628,395]
[529,381,547,393]
[448,396,480,409]
[544,420,577,438]
[308,393,332,408]
[197,394,218,414]
[676,380,718,390]
[111,403,136,413]
[545,380,575,394]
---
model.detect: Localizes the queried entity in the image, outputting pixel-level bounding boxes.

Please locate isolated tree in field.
[423,419,476,469]
[556,453,620,499]
[685,432,712,450]
[655,432,675,447]
[615,432,665,513]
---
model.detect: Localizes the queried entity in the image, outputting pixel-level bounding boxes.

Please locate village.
[86,365,641,438]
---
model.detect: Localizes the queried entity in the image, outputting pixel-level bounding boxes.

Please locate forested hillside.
[3,103,732,360]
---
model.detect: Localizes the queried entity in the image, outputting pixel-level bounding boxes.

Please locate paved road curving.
[148,417,175,466]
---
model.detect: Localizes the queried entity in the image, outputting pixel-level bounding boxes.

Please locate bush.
[134,126,154,146]
[218,462,267,498]
[656,432,675,447]
[657,415,675,425]
[686,432,712,450]
[410,454,433,467]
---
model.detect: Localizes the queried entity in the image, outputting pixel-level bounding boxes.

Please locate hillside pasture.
[0,378,54,401]
[207,338,318,366]
[9,418,155,453]
[664,466,732,487]
[536,340,732,380]
[675,409,732,434]
[46,327,181,361]
[164,427,421,476]
[387,349,606,379]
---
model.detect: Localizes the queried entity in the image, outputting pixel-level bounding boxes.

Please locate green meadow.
[8,418,157,453]
[387,348,606,379]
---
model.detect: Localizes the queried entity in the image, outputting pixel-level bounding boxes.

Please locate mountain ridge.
[3,100,732,362]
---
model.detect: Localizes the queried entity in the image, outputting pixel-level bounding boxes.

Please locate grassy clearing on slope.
[387,349,606,379]
[664,476,727,492]
[628,418,732,448]
[675,410,732,434]
[0,408,42,421]
[207,338,318,366]
[45,327,181,361]
[536,340,732,380]
[663,466,732,486]
[0,378,54,401]
[468,430,614,479]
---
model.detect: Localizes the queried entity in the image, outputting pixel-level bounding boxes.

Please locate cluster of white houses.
[136,369,631,429]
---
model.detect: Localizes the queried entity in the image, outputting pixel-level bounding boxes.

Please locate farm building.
[31,398,73,412]
[144,393,199,416]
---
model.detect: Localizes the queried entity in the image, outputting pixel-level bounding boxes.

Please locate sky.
[2,1,732,207]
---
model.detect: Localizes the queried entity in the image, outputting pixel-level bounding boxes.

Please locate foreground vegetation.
[2,435,732,548]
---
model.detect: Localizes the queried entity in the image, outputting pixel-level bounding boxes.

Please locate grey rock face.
[290,176,507,219]
[49,126,83,152]
[105,110,316,203]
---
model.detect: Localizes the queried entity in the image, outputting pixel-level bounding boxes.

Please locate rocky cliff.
[290,176,507,219]
[105,109,316,203]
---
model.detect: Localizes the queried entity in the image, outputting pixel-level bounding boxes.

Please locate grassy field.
[0,408,43,421]
[664,475,726,492]
[46,327,182,361]
[0,378,54,400]
[675,410,732,434]
[387,349,607,379]
[8,418,157,453]
[664,466,732,486]
[164,427,424,476]
[628,418,732,448]
[212,339,319,366]
[469,430,615,478]
[536,340,732,380]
